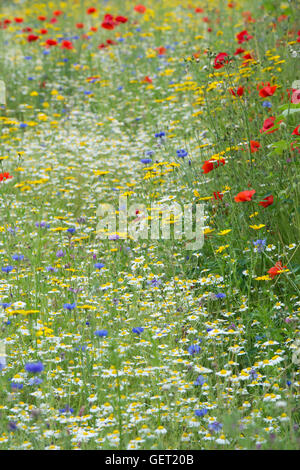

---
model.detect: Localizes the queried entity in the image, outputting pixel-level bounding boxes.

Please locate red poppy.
[27,34,39,42]
[90,26,98,32]
[87,7,97,14]
[40,29,48,35]
[0,172,13,182]
[106,39,117,45]
[292,125,300,136]
[268,261,287,279]
[61,40,73,50]
[142,76,153,83]
[156,46,166,56]
[242,53,254,63]
[202,159,225,174]
[14,18,24,23]
[23,27,32,32]
[45,39,57,46]
[101,14,115,30]
[115,16,128,24]
[76,23,84,29]
[134,5,146,14]
[38,16,46,21]
[195,8,204,13]
[259,195,273,208]
[277,14,288,22]
[50,18,58,24]
[53,10,63,16]
[234,48,245,55]
[259,116,281,134]
[213,52,229,69]
[230,86,244,97]
[258,83,277,97]
[98,43,108,49]
[236,29,253,44]
[250,140,260,152]
[234,189,256,202]
[4,19,12,25]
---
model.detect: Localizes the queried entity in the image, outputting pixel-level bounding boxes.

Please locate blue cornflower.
[194,375,205,386]
[176,149,188,158]
[188,344,201,355]
[94,263,105,270]
[287,380,292,387]
[253,239,266,252]
[140,158,152,164]
[1,303,12,310]
[147,278,161,287]
[63,303,76,310]
[132,327,144,335]
[46,266,58,272]
[12,254,24,261]
[262,100,272,108]
[155,131,165,138]
[11,382,23,390]
[19,123,28,128]
[250,369,258,380]
[67,227,76,234]
[8,421,17,431]
[215,293,226,299]
[208,421,223,433]
[2,266,14,273]
[59,406,74,414]
[28,377,43,386]
[35,221,50,228]
[25,362,44,374]
[195,408,208,417]
[94,330,108,337]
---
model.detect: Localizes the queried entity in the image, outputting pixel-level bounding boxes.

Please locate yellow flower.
[249,224,266,230]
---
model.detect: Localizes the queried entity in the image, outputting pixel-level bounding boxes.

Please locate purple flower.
[8,421,17,431]
[36,221,50,228]
[108,234,120,240]
[46,266,58,272]
[56,250,65,258]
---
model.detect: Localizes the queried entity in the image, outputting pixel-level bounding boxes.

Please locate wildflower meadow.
[0,0,300,452]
